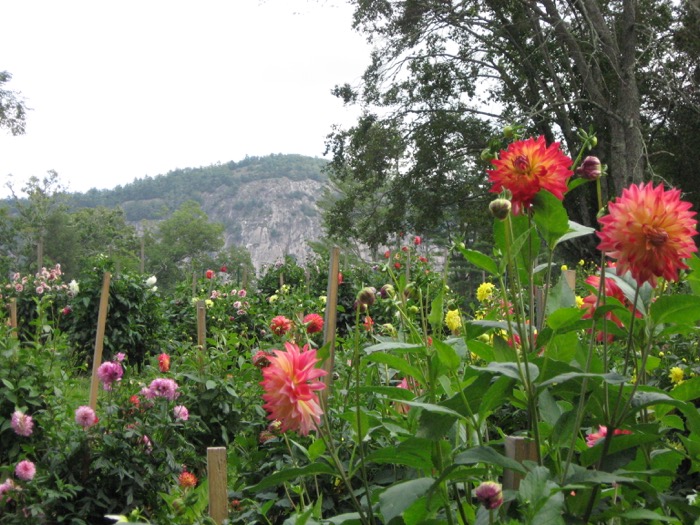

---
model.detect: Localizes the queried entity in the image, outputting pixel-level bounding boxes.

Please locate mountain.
[69,154,330,270]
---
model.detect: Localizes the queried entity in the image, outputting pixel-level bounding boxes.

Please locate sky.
[0,0,371,197]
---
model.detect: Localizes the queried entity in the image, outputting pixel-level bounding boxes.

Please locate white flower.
[68,280,80,294]
[151,286,158,292]
[145,275,157,287]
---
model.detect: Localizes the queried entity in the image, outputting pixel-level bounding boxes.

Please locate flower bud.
[356,287,376,308]
[475,481,503,510]
[576,156,602,180]
[489,199,512,220]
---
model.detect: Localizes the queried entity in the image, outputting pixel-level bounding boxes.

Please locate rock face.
[204,176,326,270]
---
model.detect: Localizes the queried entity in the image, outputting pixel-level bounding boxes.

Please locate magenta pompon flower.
[11,410,34,437]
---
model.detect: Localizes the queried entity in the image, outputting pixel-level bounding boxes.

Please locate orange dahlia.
[487,136,573,215]
[597,183,698,287]
[260,342,327,436]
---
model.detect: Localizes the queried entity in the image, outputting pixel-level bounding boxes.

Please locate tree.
[146,200,225,289]
[326,0,699,257]
[0,71,27,136]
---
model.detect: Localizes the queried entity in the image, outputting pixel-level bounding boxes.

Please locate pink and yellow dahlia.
[597,183,698,287]
[580,274,642,342]
[487,136,573,215]
[260,342,327,436]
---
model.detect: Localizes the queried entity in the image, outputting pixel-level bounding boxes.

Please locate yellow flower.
[445,309,462,332]
[578,259,585,267]
[476,282,496,303]
[319,295,327,304]
[561,264,568,271]
[669,366,685,385]
[575,295,584,308]
[658,351,665,358]
[269,295,278,303]
[205,299,214,308]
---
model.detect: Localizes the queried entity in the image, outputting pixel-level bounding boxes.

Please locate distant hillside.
[68,154,330,269]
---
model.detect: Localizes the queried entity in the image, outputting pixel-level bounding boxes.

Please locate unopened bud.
[489,199,512,220]
[475,481,503,510]
[576,156,602,180]
[356,287,376,308]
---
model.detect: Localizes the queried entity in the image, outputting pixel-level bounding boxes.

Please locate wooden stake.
[562,269,576,291]
[88,272,112,410]
[207,447,227,524]
[321,247,340,401]
[196,300,206,350]
[9,298,17,338]
[503,435,538,490]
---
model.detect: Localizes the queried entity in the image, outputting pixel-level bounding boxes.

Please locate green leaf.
[428,289,444,335]
[433,339,461,371]
[556,220,596,245]
[477,361,539,382]
[532,190,570,248]
[363,342,425,354]
[618,509,680,522]
[364,353,424,383]
[650,294,700,326]
[246,463,336,492]
[457,246,500,276]
[379,478,435,524]
[537,371,627,390]
[365,438,434,471]
[454,446,526,473]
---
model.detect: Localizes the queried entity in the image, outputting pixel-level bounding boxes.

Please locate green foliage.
[0,71,27,136]
[66,255,165,367]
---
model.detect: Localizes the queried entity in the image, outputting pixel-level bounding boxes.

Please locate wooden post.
[9,298,17,337]
[503,435,538,490]
[562,269,576,291]
[207,447,227,524]
[196,300,206,350]
[88,272,112,410]
[321,247,340,403]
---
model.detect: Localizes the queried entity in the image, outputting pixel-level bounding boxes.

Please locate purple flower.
[15,460,36,481]
[11,411,34,437]
[475,481,503,510]
[147,378,179,400]
[75,406,98,428]
[115,352,126,363]
[97,361,123,390]
[173,405,189,421]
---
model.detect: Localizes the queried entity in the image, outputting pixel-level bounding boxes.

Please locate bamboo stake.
[196,300,206,350]
[88,272,112,410]
[321,247,340,402]
[207,447,227,524]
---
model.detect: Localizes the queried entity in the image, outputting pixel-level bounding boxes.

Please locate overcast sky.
[0,0,370,197]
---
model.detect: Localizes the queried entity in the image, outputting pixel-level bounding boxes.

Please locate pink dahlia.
[597,183,698,287]
[270,315,293,336]
[302,313,324,334]
[173,405,189,421]
[147,378,179,400]
[0,478,16,501]
[586,425,632,447]
[15,459,36,481]
[75,406,98,428]
[487,135,573,215]
[96,361,123,390]
[260,342,327,436]
[11,410,34,437]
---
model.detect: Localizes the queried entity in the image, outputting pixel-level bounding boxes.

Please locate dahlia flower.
[302,313,324,334]
[75,406,98,428]
[11,410,34,437]
[0,478,16,501]
[270,315,293,336]
[15,459,36,481]
[260,342,327,436]
[597,183,698,287]
[147,378,179,400]
[179,470,198,489]
[669,367,685,385]
[487,135,573,215]
[445,309,462,333]
[97,361,123,390]
[173,405,189,421]
[158,353,171,373]
[476,282,495,303]
[586,425,632,447]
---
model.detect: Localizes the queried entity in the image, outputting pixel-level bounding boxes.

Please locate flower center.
[642,224,669,249]
[514,155,530,174]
